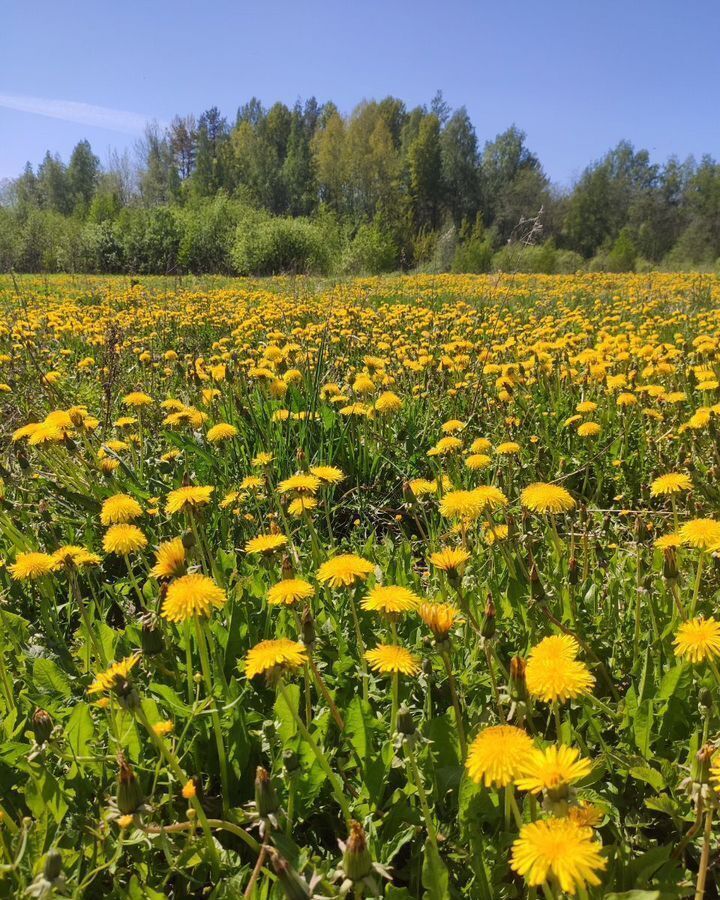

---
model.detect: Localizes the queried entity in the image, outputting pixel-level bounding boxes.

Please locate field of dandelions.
[1,272,720,899]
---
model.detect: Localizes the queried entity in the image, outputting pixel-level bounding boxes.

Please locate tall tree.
[440,108,481,226]
[67,140,100,214]
[407,114,443,230]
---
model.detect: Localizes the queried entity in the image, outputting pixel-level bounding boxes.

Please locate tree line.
[1,92,719,275]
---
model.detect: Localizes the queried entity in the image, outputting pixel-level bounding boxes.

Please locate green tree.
[407,114,443,230]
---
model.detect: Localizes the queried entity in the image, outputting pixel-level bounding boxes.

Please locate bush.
[341,220,398,274]
[606,227,637,272]
[231,214,331,276]
[492,239,558,274]
[178,195,242,274]
[452,235,493,273]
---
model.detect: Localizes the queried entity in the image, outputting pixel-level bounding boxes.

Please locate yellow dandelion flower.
[674,617,720,663]
[207,423,238,443]
[650,473,692,496]
[375,391,402,414]
[511,818,606,895]
[418,601,462,639]
[526,649,594,704]
[267,578,315,607]
[166,485,214,515]
[364,644,420,676]
[245,639,308,678]
[428,546,471,572]
[317,554,374,588]
[288,496,318,517]
[515,744,592,795]
[161,573,226,623]
[654,532,682,550]
[245,533,288,555]
[309,465,344,484]
[150,538,186,580]
[100,493,143,526]
[9,551,59,580]
[577,422,601,437]
[103,524,148,556]
[465,453,492,470]
[465,725,534,787]
[122,392,153,407]
[361,585,421,615]
[52,545,101,568]
[680,518,720,551]
[88,654,140,695]
[521,483,576,514]
[278,474,321,495]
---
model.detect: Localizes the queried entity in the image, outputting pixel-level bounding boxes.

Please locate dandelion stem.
[695,806,713,900]
[404,738,438,850]
[277,680,352,825]
[441,648,467,758]
[194,617,231,815]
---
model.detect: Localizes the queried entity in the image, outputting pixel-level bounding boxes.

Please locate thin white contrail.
[0,93,157,133]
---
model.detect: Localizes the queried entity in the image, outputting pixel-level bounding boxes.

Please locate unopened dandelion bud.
[529,564,546,603]
[693,744,714,784]
[509,655,527,701]
[421,657,433,677]
[301,606,316,647]
[42,848,63,882]
[663,547,678,581]
[255,766,280,817]
[141,619,164,656]
[116,755,144,814]
[699,687,713,709]
[568,556,579,585]
[270,851,312,900]
[342,820,373,882]
[32,708,53,744]
[481,596,496,639]
[507,513,517,540]
[283,748,300,776]
[193,671,203,684]
[181,530,195,551]
[396,704,416,737]
[281,555,294,579]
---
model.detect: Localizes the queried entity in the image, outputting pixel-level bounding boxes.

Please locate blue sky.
[2,0,718,184]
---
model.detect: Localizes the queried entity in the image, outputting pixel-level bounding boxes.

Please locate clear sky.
[2,0,718,184]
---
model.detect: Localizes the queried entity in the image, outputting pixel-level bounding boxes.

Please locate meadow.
[0,271,719,898]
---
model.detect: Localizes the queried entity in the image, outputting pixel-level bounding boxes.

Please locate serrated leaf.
[629,765,665,791]
[422,838,449,900]
[33,657,72,698]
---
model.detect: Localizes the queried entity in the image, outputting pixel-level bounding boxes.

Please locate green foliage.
[231,212,332,275]
[341,219,399,274]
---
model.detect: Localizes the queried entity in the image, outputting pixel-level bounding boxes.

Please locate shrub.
[231,215,331,276]
[341,220,398,274]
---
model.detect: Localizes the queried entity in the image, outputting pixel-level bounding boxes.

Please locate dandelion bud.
[301,606,316,648]
[42,849,63,882]
[421,657,433,677]
[116,754,144,815]
[693,744,714,785]
[32,708,53,744]
[507,513,517,540]
[141,619,164,656]
[283,748,300,776]
[481,596,496,639]
[255,766,281,817]
[699,687,714,710]
[529,564,546,603]
[270,850,313,900]
[181,530,195,551]
[568,556,579,585]
[509,655,527,701]
[342,820,373,882]
[281,555,294,580]
[396,704,416,736]
[663,548,679,582]
[296,448,307,469]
